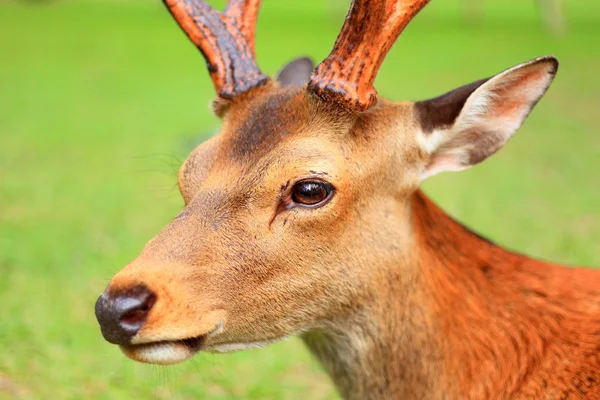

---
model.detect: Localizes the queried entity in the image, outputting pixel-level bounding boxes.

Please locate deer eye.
[291,180,334,207]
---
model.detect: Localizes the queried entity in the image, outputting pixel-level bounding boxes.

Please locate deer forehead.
[221,87,314,162]
[182,93,423,196]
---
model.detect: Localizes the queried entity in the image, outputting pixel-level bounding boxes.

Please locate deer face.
[95,0,558,365]
[97,81,426,364]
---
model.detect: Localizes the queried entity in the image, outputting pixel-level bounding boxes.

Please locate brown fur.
[95,1,599,397]
[102,77,599,398]
[414,192,600,399]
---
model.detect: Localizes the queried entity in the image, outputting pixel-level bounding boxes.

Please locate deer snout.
[95,285,156,345]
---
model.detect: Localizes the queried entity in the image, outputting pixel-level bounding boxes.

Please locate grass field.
[1,0,599,399]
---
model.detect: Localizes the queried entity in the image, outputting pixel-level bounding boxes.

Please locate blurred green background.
[0,0,599,398]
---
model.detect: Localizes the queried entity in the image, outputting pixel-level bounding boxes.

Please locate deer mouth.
[119,334,208,365]
[120,321,224,365]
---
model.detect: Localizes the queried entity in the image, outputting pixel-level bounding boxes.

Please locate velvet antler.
[164,0,269,99]
[308,0,430,112]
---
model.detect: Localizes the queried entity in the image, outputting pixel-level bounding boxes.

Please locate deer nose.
[94,285,156,345]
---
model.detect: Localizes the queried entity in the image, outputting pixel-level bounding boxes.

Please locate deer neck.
[302,190,570,400]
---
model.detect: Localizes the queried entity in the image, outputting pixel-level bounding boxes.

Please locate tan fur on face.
[103,61,600,399]
[110,0,600,395]
[107,85,423,353]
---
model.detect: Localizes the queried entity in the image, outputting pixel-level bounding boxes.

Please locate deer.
[94,0,600,398]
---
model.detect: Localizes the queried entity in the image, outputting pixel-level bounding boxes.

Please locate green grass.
[0,0,599,398]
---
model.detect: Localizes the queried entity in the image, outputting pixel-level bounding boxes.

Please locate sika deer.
[95,0,600,398]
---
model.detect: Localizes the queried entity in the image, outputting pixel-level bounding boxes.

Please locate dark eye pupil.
[292,181,331,205]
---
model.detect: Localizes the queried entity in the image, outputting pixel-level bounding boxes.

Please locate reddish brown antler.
[308,0,430,112]
[164,0,268,100]
[224,0,261,56]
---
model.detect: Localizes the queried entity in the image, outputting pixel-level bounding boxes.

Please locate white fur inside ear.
[419,56,557,180]
[416,128,446,154]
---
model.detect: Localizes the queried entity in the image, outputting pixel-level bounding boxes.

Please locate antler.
[308,0,430,112]
[164,0,269,100]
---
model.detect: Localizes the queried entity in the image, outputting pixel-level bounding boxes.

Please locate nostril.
[95,285,156,345]
[119,292,156,328]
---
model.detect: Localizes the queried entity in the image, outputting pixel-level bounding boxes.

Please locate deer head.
[95,0,557,371]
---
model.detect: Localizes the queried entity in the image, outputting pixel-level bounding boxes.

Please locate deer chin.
[205,337,288,353]
[204,328,309,354]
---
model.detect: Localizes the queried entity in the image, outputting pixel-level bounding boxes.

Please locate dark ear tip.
[292,56,316,74]
[548,56,559,75]
[295,56,315,65]
[536,55,559,76]
[277,56,316,87]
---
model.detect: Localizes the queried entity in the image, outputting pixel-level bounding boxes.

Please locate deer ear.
[415,56,558,180]
[277,57,315,87]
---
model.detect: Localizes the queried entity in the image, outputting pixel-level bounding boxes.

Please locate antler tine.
[224,0,261,57]
[308,0,430,112]
[164,0,268,100]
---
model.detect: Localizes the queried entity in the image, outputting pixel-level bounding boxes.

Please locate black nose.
[95,285,156,345]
